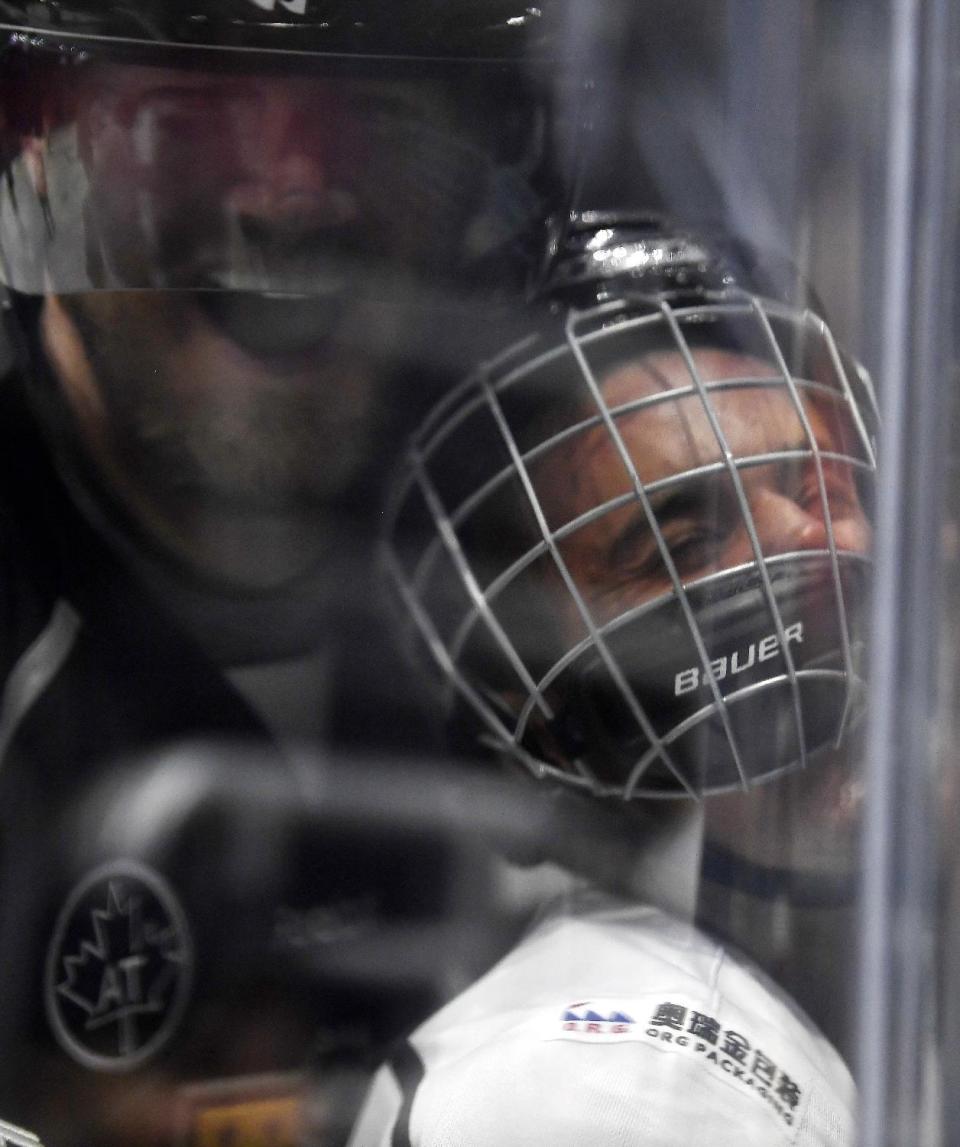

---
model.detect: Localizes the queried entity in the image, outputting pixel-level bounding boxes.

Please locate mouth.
[187,224,366,360]
[195,285,349,362]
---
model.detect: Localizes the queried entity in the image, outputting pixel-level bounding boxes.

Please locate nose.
[226,87,359,233]
[736,488,871,560]
[759,490,829,555]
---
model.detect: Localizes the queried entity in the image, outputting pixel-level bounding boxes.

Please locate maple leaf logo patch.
[45,860,193,1071]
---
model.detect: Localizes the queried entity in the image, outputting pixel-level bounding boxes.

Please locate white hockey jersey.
[348,890,855,1146]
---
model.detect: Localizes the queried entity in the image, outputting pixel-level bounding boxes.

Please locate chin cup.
[539,553,870,799]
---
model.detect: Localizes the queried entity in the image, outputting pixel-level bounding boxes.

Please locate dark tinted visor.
[0,40,547,297]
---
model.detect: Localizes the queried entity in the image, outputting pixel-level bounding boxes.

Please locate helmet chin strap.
[700,840,857,909]
[505,782,707,922]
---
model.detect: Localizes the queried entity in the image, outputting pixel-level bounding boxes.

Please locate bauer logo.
[45,860,193,1072]
[674,622,803,697]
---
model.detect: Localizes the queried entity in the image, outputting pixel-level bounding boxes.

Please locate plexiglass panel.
[0,3,954,1146]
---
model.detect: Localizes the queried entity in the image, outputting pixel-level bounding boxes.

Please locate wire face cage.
[384,282,879,800]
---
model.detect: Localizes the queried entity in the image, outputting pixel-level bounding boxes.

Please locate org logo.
[561,1001,636,1035]
[45,860,193,1072]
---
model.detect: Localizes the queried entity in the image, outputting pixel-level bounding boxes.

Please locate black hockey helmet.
[0,0,564,54]
[0,0,565,303]
[0,1,563,52]
[383,214,879,800]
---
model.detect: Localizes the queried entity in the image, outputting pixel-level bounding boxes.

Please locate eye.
[663,525,728,574]
[136,88,259,143]
[607,515,659,576]
[608,517,727,582]
[616,479,739,579]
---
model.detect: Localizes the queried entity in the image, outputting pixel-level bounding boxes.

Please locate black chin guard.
[547,552,869,798]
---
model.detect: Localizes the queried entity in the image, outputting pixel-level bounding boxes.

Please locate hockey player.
[384,214,876,800]
[0,2,559,1142]
[358,215,878,1144]
[349,893,858,1146]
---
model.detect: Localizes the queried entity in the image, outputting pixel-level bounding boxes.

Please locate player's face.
[533,347,872,637]
[42,288,378,510]
[71,63,465,289]
[39,63,475,584]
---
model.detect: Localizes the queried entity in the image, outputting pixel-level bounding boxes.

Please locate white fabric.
[349,891,855,1146]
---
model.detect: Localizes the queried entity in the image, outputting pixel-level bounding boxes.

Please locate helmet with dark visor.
[383,216,879,800]
[0,1,559,304]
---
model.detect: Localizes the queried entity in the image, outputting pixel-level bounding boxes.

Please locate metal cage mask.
[383,230,879,800]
